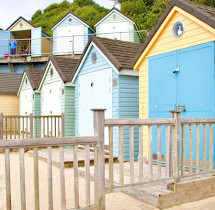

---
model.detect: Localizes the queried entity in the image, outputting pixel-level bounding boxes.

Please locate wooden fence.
[1,109,215,209]
[0,114,65,139]
[0,110,105,210]
[105,110,215,193]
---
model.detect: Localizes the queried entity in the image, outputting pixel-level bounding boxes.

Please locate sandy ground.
[0,152,215,210]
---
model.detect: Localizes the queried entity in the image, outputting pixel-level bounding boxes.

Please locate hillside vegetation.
[31,0,215,41]
[31,0,108,35]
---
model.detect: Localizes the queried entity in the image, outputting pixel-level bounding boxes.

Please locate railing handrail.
[105,118,176,126]
[3,114,63,118]
[0,29,149,42]
[180,118,215,124]
[0,136,97,149]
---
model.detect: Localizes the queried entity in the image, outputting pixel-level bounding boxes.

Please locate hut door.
[79,68,112,144]
[148,51,177,119]
[149,43,214,119]
[31,27,42,57]
[0,30,11,58]
[149,42,214,158]
[177,43,214,118]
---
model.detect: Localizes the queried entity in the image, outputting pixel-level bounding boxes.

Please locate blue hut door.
[0,30,11,58]
[31,27,42,57]
[149,42,214,158]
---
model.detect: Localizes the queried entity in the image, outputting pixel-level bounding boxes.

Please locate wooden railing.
[0,114,64,139]
[105,118,176,192]
[0,109,105,210]
[105,111,215,192]
[1,109,215,209]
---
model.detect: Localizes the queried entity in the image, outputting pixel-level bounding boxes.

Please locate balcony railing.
[0,30,148,58]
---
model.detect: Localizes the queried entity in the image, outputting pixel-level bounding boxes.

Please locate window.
[69,18,72,22]
[25,78,28,85]
[113,14,116,20]
[91,52,97,64]
[50,68,54,77]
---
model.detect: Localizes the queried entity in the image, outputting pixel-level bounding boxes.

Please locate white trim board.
[94,9,135,27]
[119,70,139,76]
[51,13,94,32]
[17,73,33,96]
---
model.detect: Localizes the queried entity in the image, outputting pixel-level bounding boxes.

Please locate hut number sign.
[172,21,185,38]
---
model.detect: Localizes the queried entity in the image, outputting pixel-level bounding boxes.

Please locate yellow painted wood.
[10,20,33,31]
[134,6,215,71]
[139,59,149,157]
[0,95,19,115]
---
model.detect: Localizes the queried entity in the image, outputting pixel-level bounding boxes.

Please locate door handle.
[173,68,180,73]
[174,104,186,111]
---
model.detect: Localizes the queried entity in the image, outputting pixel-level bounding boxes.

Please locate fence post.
[169,110,181,190]
[30,113,33,138]
[61,113,65,137]
[0,113,3,139]
[92,109,105,210]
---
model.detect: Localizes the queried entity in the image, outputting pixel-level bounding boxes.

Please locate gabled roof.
[133,0,215,67]
[76,36,143,73]
[7,16,51,37]
[94,8,136,27]
[40,56,80,87]
[7,16,35,31]
[0,73,22,95]
[24,69,44,90]
[51,11,94,32]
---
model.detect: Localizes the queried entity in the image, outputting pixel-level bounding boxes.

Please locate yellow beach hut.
[0,73,22,116]
[134,0,215,157]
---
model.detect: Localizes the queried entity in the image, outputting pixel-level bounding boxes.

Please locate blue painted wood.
[0,31,11,58]
[31,27,42,57]
[119,75,139,160]
[0,63,45,73]
[149,42,215,160]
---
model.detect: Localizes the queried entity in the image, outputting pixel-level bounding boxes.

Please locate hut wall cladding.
[52,14,93,55]
[96,10,139,43]
[64,86,75,137]
[118,75,139,159]
[137,4,215,157]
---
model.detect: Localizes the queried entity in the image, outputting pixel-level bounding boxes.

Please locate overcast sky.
[0,0,118,30]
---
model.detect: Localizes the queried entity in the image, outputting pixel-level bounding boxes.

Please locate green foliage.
[31,0,215,42]
[30,0,108,35]
[120,0,214,42]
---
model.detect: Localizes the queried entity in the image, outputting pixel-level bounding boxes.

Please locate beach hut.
[73,36,142,160]
[0,73,22,116]
[39,56,79,137]
[51,12,95,55]
[18,69,44,116]
[94,8,140,43]
[134,0,215,158]
[0,16,51,57]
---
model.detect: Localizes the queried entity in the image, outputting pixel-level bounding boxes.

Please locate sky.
[0,0,118,30]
